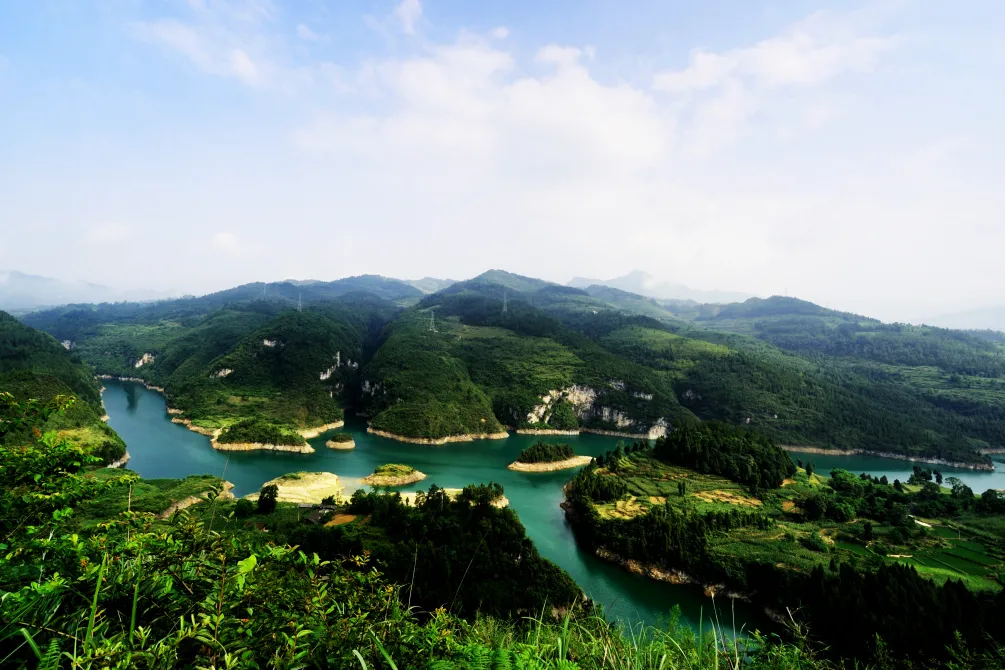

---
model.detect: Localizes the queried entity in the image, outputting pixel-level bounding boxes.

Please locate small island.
[243,472,342,504]
[214,418,314,454]
[361,463,427,487]
[507,441,594,472]
[325,432,356,450]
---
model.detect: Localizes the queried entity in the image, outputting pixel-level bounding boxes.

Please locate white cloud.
[86,224,132,244]
[296,23,319,41]
[228,48,260,85]
[490,27,509,40]
[654,12,893,93]
[128,1,279,87]
[394,0,422,35]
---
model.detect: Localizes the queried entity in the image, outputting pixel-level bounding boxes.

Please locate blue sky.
[1,0,1002,321]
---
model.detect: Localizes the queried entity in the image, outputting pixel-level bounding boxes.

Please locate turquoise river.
[101,380,1005,632]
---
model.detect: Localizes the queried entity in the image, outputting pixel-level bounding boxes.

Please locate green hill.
[24,296,399,437]
[0,311,125,463]
[20,275,1005,463]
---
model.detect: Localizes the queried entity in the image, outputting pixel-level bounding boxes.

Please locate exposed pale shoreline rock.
[781,445,995,471]
[581,428,653,440]
[213,440,315,454]
[367,427,509,445]
[97,374,165,393]
[170,417,218,437]
[299,421,344,439]
[508,455,594,472]
[361,470,427,487]
[326,437,356,450]
[105,451,131,469]
[516,428,580,436]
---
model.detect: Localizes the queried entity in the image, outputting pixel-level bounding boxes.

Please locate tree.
[258,484,279,514]
[893,479,904,492]
[805,462,815,477]
[934,470,943,485]
[678,480,687,497]
[863,521,874,541]
[234,498,255,517]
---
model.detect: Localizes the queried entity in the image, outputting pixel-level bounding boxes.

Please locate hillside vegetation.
[20,273,1005,463]
[0,311,125,463]
[565,427,1005,665]
[3,396,852,668]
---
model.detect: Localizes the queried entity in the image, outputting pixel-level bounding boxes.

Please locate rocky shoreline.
[299,421,344,439]
[367,427,510,445]
[515,428,580,436]
[97,374,165,393]
[507,455,594,472]
[581,428,652,440]
[212,440,315,454]
[782,446,996,471]
[105,451,131,469]
[326,437,356,450]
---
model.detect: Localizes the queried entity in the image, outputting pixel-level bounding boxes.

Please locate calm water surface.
[103,380,774,631]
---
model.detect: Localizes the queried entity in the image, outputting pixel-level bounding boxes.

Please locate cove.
[101,379,762,631]
[788,450,1005,494]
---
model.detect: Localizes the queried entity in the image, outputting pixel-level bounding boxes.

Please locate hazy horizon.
[2,1,1003,323]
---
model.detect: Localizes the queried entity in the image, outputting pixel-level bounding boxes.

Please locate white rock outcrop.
[134,353,155,368]
[212,368,233,378]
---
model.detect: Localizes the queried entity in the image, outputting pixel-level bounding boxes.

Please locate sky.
[0,0,1002,322]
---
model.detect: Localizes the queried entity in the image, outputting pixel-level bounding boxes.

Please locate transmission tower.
[502,290,508,314]
[298,293,303,313]
[428,311,437,332]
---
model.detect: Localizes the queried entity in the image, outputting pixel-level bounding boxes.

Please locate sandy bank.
[361,470,427,487]
[326,437,356,450]
[299,421,344,439]
[781,445,995,471]
[158,481,235,519]
[243,472,343,504]
[508,455,593,472]
[367,427,509,445]
[516,428,580,436]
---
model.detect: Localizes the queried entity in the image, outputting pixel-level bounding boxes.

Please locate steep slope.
[0,311,125,463]
[25,295,400,441]
[361,289,693,440]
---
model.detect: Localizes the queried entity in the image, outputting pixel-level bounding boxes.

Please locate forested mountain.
[0,310,125,463]
[19,273,1005,463]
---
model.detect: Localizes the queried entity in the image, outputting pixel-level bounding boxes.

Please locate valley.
[7,270,1005,667]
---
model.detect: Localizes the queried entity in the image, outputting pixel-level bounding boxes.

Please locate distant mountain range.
[920,306,1005,333]
[566,270,752,304]
[0,270,172,312]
